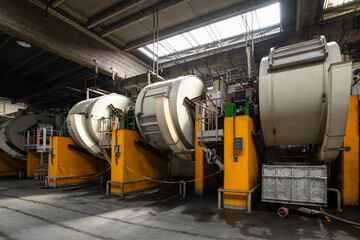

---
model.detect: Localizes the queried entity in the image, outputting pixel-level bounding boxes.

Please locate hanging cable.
[125,166,222,184]
[156,9,159,75]
[152,10,156,73]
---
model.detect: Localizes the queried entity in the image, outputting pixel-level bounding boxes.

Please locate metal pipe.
[147,71,151,85]
[52,0,66,8]
[296,0,301,31]
[87,88,107,97]
[153,11,156,73]
[179,180,186,197]
[148,69,165,81]
[40,152,43,166]
[251,0,254,51]
[328,188,342,211]
[246,46,252,78]
[106,177,165,197]
[156,9,159,75]
[47,174,101,188]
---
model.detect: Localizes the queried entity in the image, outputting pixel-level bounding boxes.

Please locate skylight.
[139,2,281,64]
[324,0,355,9]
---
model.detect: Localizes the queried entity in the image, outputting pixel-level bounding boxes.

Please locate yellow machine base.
[223,115,260,209]
[0,151,25,177]
[335,95,359,205]
[48,137,107,187]
[195,120,221,195]
[110,130,167,195]
[27,152,40,178]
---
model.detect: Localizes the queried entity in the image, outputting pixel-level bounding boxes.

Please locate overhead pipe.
[86,88,107,99]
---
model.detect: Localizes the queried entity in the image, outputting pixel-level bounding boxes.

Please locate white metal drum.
[67,94,134,156]
[259,36,351,162]
[0,114,53,159]
[135,75,206,160]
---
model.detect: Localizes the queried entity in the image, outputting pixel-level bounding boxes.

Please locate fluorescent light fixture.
[16,40,31,48]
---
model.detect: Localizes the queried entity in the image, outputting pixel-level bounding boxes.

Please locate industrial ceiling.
[0,0,359,110]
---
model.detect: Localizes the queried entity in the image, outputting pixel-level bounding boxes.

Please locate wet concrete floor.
[0,178,359,240]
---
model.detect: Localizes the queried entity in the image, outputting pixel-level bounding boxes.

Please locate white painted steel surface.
[135,75,206,160]
[227,84,242,94]
[259,37,351,162]
[67,94,134,156]
[0,115,53,159]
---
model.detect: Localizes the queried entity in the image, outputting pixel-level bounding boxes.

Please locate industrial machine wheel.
[277,207,289,218]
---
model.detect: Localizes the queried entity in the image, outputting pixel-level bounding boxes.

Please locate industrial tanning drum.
[67,94,134,157]
[259,36,352,162]
[0,114,53,159]
[135,75,207,160]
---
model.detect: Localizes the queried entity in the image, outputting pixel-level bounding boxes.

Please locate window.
[138,2,280,64]
[324,0,355,9]
[321,0,358,21]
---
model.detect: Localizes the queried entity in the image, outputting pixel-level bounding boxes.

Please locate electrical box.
[234,138,243,149]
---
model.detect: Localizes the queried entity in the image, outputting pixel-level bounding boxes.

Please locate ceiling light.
[16,40,31,48]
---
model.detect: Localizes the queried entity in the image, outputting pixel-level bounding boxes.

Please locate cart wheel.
[277,207,289,218]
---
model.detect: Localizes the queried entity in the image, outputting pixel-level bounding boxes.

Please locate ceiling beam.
[87,0,147,29]
[6,49,46,74]
[163,18,360,78]
[0,35,13,48]
[123,0,276,51]
[52,0,66,8]
[41,65,84,84]
[101,0,187,37]
[29,89,82,107]
[0,0,148,79]
[279,0,297,31]
[13,72,96,103]
[18,55,60,78]
[119,17,360,91]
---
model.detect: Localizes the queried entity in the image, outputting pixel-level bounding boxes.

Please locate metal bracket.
[323,146,351,152]
[110,67,118,84]
[114,145,121,153]
[49,148,55,155]
[50,149,55,165]
[93,59,98,74]
[114,145,121,165]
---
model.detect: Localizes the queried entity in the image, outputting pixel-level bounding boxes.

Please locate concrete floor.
[0,178,359,240]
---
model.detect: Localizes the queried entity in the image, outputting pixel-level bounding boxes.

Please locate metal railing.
[24,126,60,152]
[45,174,103,188]
[97,117,120,150]
[106,177,165,197]
[195,96,224,143]
[218,183,260,213]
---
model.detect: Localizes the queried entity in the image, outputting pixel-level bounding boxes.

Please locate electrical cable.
[58,165,111,179]
[125,166,222,184]
[319,207,360,227]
